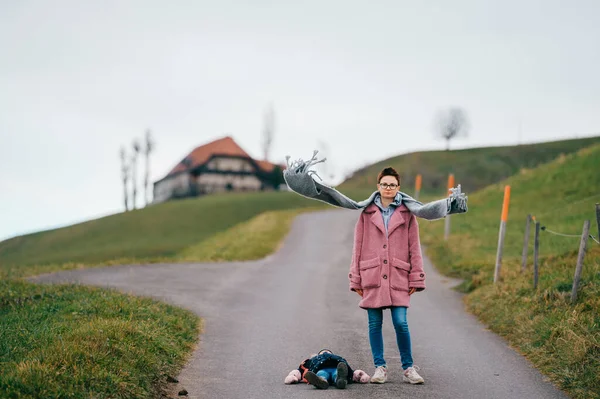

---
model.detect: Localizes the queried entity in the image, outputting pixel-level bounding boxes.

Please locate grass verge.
[418,145,600,398]
[0,280,200,398]
[0,199,326,398]
[178,207,323,262]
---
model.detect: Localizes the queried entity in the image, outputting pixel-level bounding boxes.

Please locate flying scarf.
[283,150,468,220]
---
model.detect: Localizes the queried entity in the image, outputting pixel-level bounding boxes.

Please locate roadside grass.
[418,144,600,398]
[0,194,329,399]
[178,207,324,262]
[5,139,600,398]
[0,280,200,399]
[465,246,600,399]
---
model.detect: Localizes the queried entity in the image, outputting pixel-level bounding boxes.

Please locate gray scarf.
[283,150,468,220]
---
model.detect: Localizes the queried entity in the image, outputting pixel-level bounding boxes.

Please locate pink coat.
[348,202,426,309]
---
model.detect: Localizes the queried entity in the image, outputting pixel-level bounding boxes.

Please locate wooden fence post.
[521,214,531,272]
[596,204,600,241]
[494,185,511,284]
[444,174,455,241]
[533,221,540,289]
[414,174,422,201]
[571,220,591,304]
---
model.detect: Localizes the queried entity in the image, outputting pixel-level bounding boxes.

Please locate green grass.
[420,145,600,275]
[178,207,323,262]
[465,247,600,399]
[339,136,600,196]
[0,191,324,278]
[0,192,327,399]
[0,280,200,399]
[3,138,600,398]
[418,144,600,398]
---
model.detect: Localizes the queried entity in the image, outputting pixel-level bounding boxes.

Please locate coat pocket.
[359,257,381,289]
[390,258,410,291]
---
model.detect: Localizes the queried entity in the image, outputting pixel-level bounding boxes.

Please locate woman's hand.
[408,287,416,295]
[355,289,363,297]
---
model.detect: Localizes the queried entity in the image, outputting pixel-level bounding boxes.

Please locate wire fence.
[521,202,600,304]
[537,224,600,244]
[435,174,600,304]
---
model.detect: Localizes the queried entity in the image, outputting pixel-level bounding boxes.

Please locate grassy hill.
[2,140,600,397]
[0,191,324,277]
[3,136,598,276]
[339,136,600,195]
[418,144,600,398]
[0,193,328,398]
[420,143,600,276]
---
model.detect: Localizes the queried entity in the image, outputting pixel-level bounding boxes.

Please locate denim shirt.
[374,192,402,234]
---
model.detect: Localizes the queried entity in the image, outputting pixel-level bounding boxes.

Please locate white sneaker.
[403,366,424,384]
[370,366,387,384]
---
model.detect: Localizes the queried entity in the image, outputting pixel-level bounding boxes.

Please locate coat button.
[383,260,387,264]
[383,244,387,249]
[420,273,424,278]
[383,275,388,279]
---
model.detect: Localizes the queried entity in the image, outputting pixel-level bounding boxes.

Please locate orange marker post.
[447,174,455,191]
[494,185,511,283]
[444,174,455,240]
[414,174,422,200]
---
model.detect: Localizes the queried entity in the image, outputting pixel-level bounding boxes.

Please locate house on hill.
[153,136,284,204]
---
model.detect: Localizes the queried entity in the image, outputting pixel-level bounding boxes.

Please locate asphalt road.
[30,209,568,399]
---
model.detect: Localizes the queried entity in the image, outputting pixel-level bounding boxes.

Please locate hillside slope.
[0,191,320,272]
[418,143,600,398]
[340,136,600,195]
[420,143,600,269]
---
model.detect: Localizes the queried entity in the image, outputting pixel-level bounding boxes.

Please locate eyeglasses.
[378,183,398,190]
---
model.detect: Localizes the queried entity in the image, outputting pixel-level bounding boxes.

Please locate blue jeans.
[367,306,413,370]
[316,368,337,384]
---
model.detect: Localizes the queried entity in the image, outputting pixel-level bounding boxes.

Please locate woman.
[348,166,426,385]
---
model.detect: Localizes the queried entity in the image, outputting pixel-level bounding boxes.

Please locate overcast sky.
[1,0,599,241]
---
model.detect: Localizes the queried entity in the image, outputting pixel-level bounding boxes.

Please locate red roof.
[165,136,284,178]
[255,159,284,173]
[167,136,252,176]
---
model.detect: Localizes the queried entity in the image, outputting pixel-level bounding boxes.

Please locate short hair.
[377,167,400,185]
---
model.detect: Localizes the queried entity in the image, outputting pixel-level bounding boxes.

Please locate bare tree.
[143,129,155,206]
[119,146,130,212]
[435,107,469,150]
[131,139,141,209]
[316,139,335,183]
[262,104,275,161]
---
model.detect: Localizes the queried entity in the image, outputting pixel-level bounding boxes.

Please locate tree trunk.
[123,178,128,211]
[144,153,150,206]
[132,159,137,210]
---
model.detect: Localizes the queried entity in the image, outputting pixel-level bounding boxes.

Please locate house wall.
[196,173,262,194]
[153,156,269,203]
[206,157,255,172]
[153,173,191,204]
[197,157,262,193]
